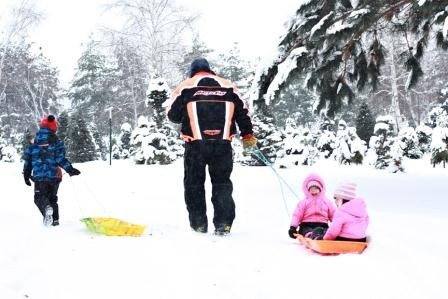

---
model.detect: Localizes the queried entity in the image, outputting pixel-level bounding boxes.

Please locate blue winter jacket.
[23,127,72,182]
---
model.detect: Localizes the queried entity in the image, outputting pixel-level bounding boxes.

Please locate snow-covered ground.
[1,157,447,299]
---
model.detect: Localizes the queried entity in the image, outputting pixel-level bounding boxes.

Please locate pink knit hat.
[307,180,322,191]
[334,182,357,200]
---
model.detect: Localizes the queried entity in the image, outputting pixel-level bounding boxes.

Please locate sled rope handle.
[67,174,109,216]
[249,147,300,216]
[67,173,86,217]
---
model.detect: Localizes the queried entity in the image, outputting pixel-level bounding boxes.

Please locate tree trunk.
[388,39,402,132]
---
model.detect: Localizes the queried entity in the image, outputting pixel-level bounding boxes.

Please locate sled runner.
[296,234,368,254]
[81,217,146,237]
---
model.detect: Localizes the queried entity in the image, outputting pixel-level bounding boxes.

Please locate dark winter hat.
[40,114,59,132]
[189,58,212,77]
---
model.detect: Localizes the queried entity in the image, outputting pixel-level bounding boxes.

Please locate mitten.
[288,226,298,239]
[242,134,258,151]
[67,167,81,176]
[24,174,32,186]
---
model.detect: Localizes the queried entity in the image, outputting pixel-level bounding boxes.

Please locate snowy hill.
[1,158,447,299]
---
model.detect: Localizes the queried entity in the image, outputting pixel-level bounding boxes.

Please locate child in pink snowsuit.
[323,182,369,242]
[288,173,335,239]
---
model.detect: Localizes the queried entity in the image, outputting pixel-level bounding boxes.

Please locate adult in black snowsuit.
[166,58,258,235]
[23,115,80,226]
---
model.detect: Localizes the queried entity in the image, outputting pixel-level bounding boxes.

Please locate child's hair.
[334,182,357,201]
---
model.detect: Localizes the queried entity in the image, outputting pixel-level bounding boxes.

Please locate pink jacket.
[290,174,335,227]
[323,198,369,240]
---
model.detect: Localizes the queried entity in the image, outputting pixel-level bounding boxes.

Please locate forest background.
[1,0,448,173]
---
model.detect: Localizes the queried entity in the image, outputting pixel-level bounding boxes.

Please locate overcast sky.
[1,0,299,86]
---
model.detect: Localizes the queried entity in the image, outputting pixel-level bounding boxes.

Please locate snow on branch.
[264,47,308,104]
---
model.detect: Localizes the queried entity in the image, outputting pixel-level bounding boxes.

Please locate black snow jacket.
[166,71,253,142]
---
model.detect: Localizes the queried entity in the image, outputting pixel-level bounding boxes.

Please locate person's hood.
[302,173,326,198]
[34,127,57,145]
[340,197,368,218]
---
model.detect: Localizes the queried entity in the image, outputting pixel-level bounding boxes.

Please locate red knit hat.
[40,115,58,132]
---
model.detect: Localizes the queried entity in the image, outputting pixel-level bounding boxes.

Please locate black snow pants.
[184,141,235,230]
[34,181,60,221]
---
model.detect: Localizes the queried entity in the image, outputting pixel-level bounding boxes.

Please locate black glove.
[24,174,32,186]
[288,226,298,239]
[67,167,81,176]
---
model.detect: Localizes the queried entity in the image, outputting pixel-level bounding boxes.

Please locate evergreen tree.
[315,117,337,159]
[131,115,176,165]
[66,113,96,163]
[277,125,319,167]
[115,122,133,159]
[396,127,423,159]
[356,102,376,143]
[57,111,70,143]
[177,35,214,78]
[428,99,448,167]
[333,120,366,165]
[269,76,316,127]
[254,0,448,117]
[366,115,399,170]
[244,114,284,166]
[430,127,448,167]
[90,125,107,160]
[214,42,252,92]
[146,76,170,129]
[68,40,115,136]
[415,124,432,154]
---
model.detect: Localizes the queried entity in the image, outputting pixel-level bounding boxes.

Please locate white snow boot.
[43,205,53,227]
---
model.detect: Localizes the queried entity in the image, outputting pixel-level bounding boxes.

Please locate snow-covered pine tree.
[177,35,215,79]
[146,76,170,129]
[356,101,375,144]
[396,126,423,159]
[145,76,179,164]
[415,124,432,154]
[333,119,365,164]
[248,114,284,166]
[68,40,115,137]
[114,122,133,159]
[268,75,316,127]
[131,115,176,165]
[90,125,107,160]
[366,115,397,170]
[57,111,70,143]
[214,42,253,93]
[315,117,337,159]
[66,112,96,163]
[333,120,351,164]
[428,99,448,167]
[254,0,448,118]
[278,125,319,167]
[347,127,367,165]
[430,127,448,168]
[277,118,317,167]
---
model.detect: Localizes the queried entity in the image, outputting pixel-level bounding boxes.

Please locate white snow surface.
[1,158,447,299]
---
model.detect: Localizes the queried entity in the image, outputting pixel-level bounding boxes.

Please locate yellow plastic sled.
[81,217,146,237]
